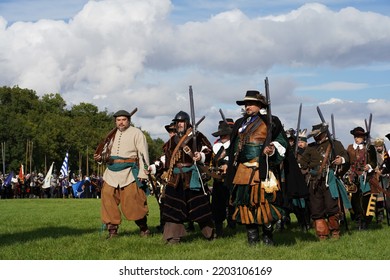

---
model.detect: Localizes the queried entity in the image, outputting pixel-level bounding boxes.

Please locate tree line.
[0,86,164,177]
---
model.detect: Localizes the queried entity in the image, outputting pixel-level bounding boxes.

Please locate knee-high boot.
[246,224,259,245]
[261,224,274,246]
[314,219,329,240]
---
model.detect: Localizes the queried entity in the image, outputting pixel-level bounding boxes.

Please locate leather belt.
[175,163,193,168]
[108,158,138,164]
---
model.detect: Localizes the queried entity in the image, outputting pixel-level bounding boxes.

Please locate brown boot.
[314,219,329,241]
[140,229,151,237]
[136,216,150,237]
[328,215,340,239]
[106,224,119,239]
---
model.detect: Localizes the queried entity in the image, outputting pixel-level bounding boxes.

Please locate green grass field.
[0,197,389,260]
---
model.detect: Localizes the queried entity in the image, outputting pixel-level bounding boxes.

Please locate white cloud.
[0,0,389,145]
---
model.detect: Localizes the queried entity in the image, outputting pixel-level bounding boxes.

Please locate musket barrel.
[219,108,227,124]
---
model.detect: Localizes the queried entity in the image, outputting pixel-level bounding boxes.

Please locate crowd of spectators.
[0,172,103,199]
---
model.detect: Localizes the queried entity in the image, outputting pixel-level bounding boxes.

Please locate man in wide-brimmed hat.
[298,122,349,240]
[346,126,377,230]
[225,90,287,246]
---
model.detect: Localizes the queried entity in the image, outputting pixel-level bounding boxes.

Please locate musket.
[316,106,336,159]
[264,77,272,148]
[219,108,228,124]
[294,103,302,157]
[364,113,372,146]
[188,85,209,195]
[317,106,348,231]
[189,85,198,153]
[331,113,336,140]
[140,152,160,204]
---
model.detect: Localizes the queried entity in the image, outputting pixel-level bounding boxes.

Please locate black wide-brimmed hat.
[164,122,176,133]
[236,90,268,106]
[350,126,368,137]
[219,118,235,128]
[308,123,328,138]
[212,122,232,137]
[113,110,131,118]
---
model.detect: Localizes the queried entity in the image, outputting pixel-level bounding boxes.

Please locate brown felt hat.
[350,126,368,137]
[236,90,267,107]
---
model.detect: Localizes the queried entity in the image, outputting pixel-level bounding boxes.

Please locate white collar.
[353,143,364,150]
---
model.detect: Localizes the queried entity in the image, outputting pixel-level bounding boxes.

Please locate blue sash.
[107,156,141,187]
[328,171,352,209]
[173,165,201,191]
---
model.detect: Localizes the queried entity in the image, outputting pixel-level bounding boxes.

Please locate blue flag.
[72,180,85,198]
[60,152,69,178]
[4,171,14,186]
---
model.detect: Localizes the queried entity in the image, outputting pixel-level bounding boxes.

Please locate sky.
[0,0,390,147]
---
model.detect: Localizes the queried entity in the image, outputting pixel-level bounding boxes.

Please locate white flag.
[60,152,69,178]
[42,162,54,189]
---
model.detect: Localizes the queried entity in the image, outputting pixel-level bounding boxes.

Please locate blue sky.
[0,0,389,146]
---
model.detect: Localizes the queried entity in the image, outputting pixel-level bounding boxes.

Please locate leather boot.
[226,205,237,229]
[246,224,259,245]
[107,224,119,239]
[215,222,224,238]
[135,216,150,237]
[261,224,274,246]
[186,221,195,232]
[314,219,329,240]
[328,215,340,239]
[199,221,215,240]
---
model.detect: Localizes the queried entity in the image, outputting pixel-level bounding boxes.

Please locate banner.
[42,162,54,189]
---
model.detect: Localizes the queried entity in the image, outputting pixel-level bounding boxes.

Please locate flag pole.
[30,141,33,175]
[1,142,5,176]
[86,146,89,177]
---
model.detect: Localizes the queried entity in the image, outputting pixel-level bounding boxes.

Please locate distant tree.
[0,86,165,176]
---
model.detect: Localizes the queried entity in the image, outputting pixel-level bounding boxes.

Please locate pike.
[188,85,207,195]
[294,103,302,157]
[189,85,198,153]
[317,106,348,231]
[264,77,272,148]
[219,108,227,124]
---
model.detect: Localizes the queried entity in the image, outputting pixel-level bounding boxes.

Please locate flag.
[42,162,54,189]
[18,164,24,183]
[60,152,69,178]
[4,171,14,186]
[72,180,85,198]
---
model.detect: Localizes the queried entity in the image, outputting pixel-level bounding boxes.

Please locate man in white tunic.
[94,110,150,239]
